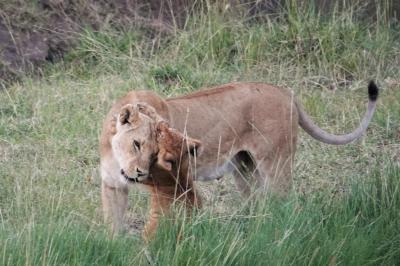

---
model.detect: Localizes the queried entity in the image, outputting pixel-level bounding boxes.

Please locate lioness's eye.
[133,140,141,151]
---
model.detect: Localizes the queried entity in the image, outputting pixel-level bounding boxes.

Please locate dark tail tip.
[368,80,379,101]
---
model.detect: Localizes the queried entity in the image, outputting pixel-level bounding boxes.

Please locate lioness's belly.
[195,159,235,181]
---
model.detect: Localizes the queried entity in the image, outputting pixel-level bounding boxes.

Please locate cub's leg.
[101,181,129,235]
[143,187,175,241]
[143,185,202,241]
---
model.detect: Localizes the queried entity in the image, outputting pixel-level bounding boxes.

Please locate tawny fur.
[100,82,378,235]
[140,122,202,239]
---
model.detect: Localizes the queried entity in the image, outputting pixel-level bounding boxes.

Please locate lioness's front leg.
[101,181,129,235]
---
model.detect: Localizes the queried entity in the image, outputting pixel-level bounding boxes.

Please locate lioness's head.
[112,103,160,184]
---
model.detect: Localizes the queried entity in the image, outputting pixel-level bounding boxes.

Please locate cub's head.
[155,121,201,175]
[111,103,160,184]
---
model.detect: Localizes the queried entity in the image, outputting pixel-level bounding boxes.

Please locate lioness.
[101,103,202,234]
[100,81,378,233]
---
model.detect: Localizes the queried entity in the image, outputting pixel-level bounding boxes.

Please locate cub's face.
[155,122,201,174]
[112,104,158,184]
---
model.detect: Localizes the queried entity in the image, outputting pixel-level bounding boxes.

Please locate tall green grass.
[0,165,398,265]
[1,1,399,265]
[147,165,400,266]
[55,0,399,84]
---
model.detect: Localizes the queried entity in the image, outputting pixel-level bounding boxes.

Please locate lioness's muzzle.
[120,169,149,183]
[120,169,139,183]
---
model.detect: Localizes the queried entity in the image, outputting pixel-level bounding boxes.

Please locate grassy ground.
[1,2,400,265]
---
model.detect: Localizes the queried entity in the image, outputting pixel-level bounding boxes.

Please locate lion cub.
[141,121,202,239]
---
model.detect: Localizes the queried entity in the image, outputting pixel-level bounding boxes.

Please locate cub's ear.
[118,104,140,126]
[186,137,202,157]
[157,150,173,172]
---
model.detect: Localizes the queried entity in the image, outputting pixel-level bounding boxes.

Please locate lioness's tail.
[297,81,379,145]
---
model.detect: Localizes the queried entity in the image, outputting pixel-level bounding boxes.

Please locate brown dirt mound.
[0,0,200,85]
[0,0,398,86]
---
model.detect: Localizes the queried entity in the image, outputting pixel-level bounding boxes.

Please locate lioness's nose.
[136,168,148,177]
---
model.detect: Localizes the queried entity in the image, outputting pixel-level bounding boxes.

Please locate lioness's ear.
[186,137,202,157]
[136,102,163,122]
[118,104,139,125]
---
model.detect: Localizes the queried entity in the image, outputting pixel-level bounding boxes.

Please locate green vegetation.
[1,1,399,265]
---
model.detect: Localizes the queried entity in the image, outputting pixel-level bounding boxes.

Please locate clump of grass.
[49,0,399,84]
[154,0,398,83]
[1,165,398,265]
[60,28,147,78]
[148,164,400,265]
[0,220,144,265]
[147,64,201,96]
